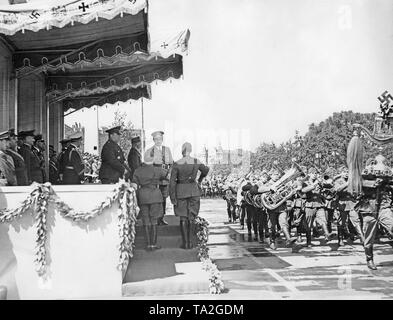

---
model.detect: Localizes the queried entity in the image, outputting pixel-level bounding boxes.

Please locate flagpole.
[141,97,145,154]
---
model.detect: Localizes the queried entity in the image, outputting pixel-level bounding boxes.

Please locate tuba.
[260,162,304,210]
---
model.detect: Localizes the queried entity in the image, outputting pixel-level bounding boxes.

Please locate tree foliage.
[111,109,135,155]
[251,111,393,171]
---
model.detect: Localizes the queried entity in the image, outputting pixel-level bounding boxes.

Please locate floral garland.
[0,180,138,278]
[193,216,225,294]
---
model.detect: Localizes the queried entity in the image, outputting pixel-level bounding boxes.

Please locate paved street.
[199,198,393,299]
[125,198,393,300]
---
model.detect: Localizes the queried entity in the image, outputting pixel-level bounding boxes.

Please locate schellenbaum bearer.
[334,166,364,246]
[146,131,174,226]
[169,142,209,250]
[131,151,169,251]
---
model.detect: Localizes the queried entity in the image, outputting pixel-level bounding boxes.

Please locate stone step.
[122,260,210,297]
[124,216,209,296]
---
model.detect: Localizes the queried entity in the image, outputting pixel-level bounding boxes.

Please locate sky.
[64,0,393,156]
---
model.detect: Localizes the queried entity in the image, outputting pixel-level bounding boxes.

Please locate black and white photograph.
[1,0,393,306]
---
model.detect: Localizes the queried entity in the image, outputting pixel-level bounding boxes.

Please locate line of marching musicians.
[223,163,393,270]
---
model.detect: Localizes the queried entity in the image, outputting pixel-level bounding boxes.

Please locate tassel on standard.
[346,135,363,195]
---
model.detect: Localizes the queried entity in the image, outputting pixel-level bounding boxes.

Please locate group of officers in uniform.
[224,161,393,270]
[0,126,210,252]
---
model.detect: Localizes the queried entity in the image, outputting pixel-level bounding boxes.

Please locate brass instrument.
[260,162,305,210]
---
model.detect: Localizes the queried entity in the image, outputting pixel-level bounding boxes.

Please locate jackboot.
[180,221,187,249]
[150,225,161,250]
[186,220,193,249]
[144,225,152,251]
[367,259,377,270]
[306,231,312,247]
[321,223,333,242]
[337,227,344,246]
[355,225,365,244]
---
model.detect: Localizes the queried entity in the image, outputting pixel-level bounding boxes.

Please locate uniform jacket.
[132,163,168,205]
[5,148,28,186]
[62,144,85,184]
[169,157,209,202]
[99,139,127,184]
[0,151,17,186]
[19,143,44,184]
[127,147,142,178]
[32,146,46,182]
[334,177,355,211]
[49,155,59,184]
[145,145,173,185]
[302,180,325,208]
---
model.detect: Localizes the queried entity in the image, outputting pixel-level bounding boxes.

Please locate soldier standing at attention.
[57,138,70,184]
[5,129,28,185]
[99,126,130,184]
[131,151,168,251]
[0,131,17,186]
[18,130,44,184]
[33,134,46,182]
[127,136,142,178]
[62,136,85,185]
[146,131,173,226]
[49,145,59,184]
[169,142,209,249]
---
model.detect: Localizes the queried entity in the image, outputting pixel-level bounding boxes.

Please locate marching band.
[221,158,393,270]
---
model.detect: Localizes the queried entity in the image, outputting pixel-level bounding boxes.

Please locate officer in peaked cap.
[99,126,130,184]
[127,136,142,179]
[145,130,174,225]
[18,129,44,184]
[62,135,85,184]
[5,128,28,185]
[0,131,17,186]
[57,138,71,184]
[33,133,46,182]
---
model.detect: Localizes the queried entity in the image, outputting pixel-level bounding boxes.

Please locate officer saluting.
[62,136,85,185]
[99,126,130,184]
[145,131,173,226]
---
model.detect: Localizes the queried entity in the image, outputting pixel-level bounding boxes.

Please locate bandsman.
[301,167,333,247]
[260,168,296,249]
